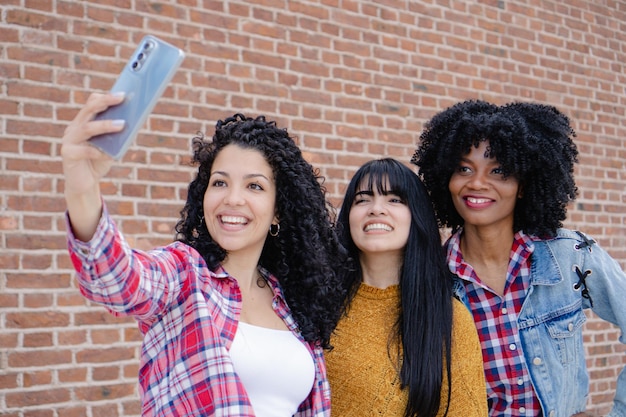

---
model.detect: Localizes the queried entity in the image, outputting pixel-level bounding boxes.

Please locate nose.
[369,196,387,215]
[466,171,489,190]
[223,186,245,206]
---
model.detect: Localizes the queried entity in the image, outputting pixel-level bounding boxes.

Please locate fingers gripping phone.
[89,35,185,159]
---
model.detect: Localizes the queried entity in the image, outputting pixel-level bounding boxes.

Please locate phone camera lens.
[137,52,145,61]
[131,61,141,71]
[144,41,154,51]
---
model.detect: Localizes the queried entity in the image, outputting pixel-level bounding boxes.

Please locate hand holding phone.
[89,35,185,159]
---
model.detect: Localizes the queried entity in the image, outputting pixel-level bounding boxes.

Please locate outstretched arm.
[61,92,125,241]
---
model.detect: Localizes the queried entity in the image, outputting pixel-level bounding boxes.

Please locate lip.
[463,195,494,209]
[363,221,393,232]
[218,213,250,228]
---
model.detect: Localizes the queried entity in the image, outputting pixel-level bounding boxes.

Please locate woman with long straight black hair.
[326,158,487,417]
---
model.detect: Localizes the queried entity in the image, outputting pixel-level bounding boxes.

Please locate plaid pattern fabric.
[66,206,330,417]
[447,230,542,416]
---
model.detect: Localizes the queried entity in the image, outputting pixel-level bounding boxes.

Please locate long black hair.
[337,158,453,417]
[412,99,578,237]
[175,113,347,348]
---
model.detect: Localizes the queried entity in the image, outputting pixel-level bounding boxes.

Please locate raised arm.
[61,92,125,241]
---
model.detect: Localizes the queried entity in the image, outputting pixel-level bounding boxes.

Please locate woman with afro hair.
[412,99,626,417]
[61,92,347,417]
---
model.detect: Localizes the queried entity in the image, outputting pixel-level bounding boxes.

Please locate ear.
[517,184,524,199]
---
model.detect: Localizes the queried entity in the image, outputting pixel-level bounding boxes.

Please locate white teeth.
[364,223,392,232]
[467,197,491,204]
[221,215,247,224]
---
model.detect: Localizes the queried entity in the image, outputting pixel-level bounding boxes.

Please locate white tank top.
[229,321,316,416]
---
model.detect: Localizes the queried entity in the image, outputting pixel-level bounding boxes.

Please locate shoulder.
[452,297,472,318]
[450,299,485,383]
[451,298,477,338]
[158,242,229,291]
[536,228,593,244]
[162,241,211,268]
[531,228,598,256]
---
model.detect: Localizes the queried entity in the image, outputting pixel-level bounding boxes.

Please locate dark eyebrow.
[210,171,271,182]
[355,190,402,198]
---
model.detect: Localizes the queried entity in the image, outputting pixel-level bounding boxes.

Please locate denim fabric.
[453,229,626,417]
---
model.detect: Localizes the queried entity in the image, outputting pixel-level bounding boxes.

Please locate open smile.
[219,215,249,225]
[364,222,393,232]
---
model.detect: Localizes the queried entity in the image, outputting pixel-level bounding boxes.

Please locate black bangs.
[353,158,412,200]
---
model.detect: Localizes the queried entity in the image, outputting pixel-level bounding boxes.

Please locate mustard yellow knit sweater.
[326,283,487,416]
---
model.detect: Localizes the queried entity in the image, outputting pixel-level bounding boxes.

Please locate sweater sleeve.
[443,299,489,416]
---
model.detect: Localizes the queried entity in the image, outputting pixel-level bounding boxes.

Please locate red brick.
[23,215,54,231]
[55,406,89,417]
[23,370,53,387]
[57,329,88,346]
[0,332,19,349]
[6,311,70,329]
[6,272,71,288]
[92,328,122,345]
[92,403,121,417]
[23,293,54,308]
[0,216,18,230]
[93,365,121,381]
[23,409,54,417]
[74,383,136,401]
[58,366,88,384]
[0,372,19,389]
[9,348,72,368]
[6,388,71,407]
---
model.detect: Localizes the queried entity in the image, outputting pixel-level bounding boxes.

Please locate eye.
[492,166,505,176]
[456,165,472,174]
[353,193,371,205]
[389,196,405,204]
[248,182,264,191]
[210,179,227,187]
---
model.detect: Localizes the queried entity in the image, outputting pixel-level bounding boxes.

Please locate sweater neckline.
[357,282,400,299]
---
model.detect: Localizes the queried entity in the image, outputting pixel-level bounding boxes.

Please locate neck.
[359,251,401,289]
[221,253,263,291]
[461,224,514,263]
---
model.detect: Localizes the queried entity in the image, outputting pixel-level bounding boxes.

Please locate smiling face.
[203,144,277,262]
[348,176,412,259]
[448,140,521,232]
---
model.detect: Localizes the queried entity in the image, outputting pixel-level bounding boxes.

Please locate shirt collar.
[209,264,287,302]
[447,228,536,280]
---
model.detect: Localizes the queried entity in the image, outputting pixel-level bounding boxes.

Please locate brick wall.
[1,0,625,415]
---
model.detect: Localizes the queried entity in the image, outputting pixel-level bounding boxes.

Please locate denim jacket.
[453,228,626,417]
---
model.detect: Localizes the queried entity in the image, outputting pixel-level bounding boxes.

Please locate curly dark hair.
[411,99,578,237]
[175,113,347,348]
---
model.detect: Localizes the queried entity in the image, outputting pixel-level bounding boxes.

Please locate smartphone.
[89,35,185,159]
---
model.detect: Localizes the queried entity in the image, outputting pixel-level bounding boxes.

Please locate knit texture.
[326,283,488,416]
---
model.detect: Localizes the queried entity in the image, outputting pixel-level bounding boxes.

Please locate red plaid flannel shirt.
[447,229,542,416]
[66,205,331,417]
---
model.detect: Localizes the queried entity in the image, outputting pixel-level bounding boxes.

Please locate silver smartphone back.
[89,35,185,159]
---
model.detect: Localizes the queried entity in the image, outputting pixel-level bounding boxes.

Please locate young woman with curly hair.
[62,92,346,417]
[325,158,487,417]
[412,99,626,417]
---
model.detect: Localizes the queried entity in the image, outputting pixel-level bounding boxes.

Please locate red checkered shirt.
[66,205,331,417]
[447,229,542,416]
